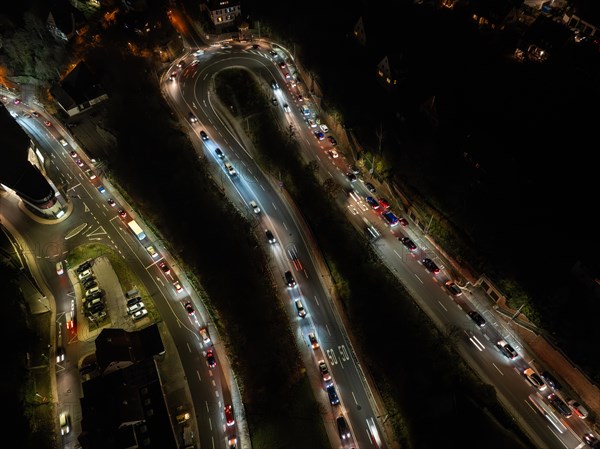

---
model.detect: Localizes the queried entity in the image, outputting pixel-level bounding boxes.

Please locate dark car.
[159,261,171,275]
[215,148,224,159]
[365,196,380,209]
[583,433,599,448]
[445,281,463,296]
[365,182,376,193]
[83,280,98,290]
[127,297,142,308]
[548,393,572,417]
[346,172,357,182]
[400,237,417,251]
[86,290,103,300]
[326,384,340,405]
[206,349,216,368]
[336,416,351,441]
[265,229,276,244]
[421,258,440,274]
[467,311,486,327]
[188,112,198,123]
[540,371,562,390]
[77,261,91,273]
[200,130,209,141]
[496,339,518,359]
[328,136,337,145]
[284,270,296,287]
[184,301,194,315]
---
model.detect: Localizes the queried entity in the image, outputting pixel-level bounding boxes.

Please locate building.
[78,325,177,449]
[50,61,109,117]
[0,103,65,219]
[201,0,241,31]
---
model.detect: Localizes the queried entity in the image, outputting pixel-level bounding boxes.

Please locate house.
[376,54,408,92]
[353,16,367,46]
[518,14,574,63]
[468,0,523,31]
[201,0,241,31]
[46,0,87,43]
[78,325,175,449]
[50,61,108,117]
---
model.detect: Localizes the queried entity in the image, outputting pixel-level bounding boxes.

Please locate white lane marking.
[438,301,448,311]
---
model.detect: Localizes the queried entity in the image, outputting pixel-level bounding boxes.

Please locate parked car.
[445,281,462,296]
[523,367,546,390]
[467,311,486,327]
[496,339,518,359]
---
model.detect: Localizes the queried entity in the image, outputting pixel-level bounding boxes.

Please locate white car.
[225,161,236,176]
[132,308,148,320]
[146,245,159,259]
[250,200,260,214]
[283,103,290,113]
[307,119,317,128]
[199,327,211,344]
[328,149,339,159]
[78,269,92,280]
[127,302,145,314]
[59,412,70,435]
[59,138,68,147]
[319,124,329,133]
[56,261,64,275]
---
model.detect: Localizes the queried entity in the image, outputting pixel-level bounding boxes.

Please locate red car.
[118,209,127,219]
[378,198,391,210]
[224,405,235,426]
[399,217,409,226]
[44,120,52,127]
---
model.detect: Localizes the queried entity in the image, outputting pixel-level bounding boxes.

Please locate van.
[295,299,306,318]
[126,289,139,299]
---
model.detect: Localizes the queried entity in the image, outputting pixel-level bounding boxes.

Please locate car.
[270,81,280,90]
[215,148,224,159]
[206,349,216,368]
[295,299,306,318]
[421,258,440,274]
[279,61,286,69]
[225,161,236,176]
[315,131,325,140]
[308,332,319,349]
[228,435,238,449]
[328,149,339,158]
[284,271,296,287]
[568,399,589,419]
[97,185,106,193]
[318,360,332,382]
[56,261,64,275]
[59,138,68,147]
[118,209,127,219]
[59,412,71,435]
[327,136,337,146]
[265,229,276,244]
[146,245,159,258]
[307,118,317,128]
[173,281,183,293]
[523,368,546,390]
[77,261,91,273]
[399,217,409,226]
[168,71,177,81]
[365,182,376,193]
[326,383,340,405]
[284,72,291,79]
[200,130,209,140]
[319,124,329,133]
[75,159,84,167]
[188,112,198,123]
[83,279,97,290]
[382,211,399,227]
[540,371,562,390]
[86,290,103,300]
[176,60,185,68]
[107,199,116,207]
[548,393,572,417]
[56,347,65,363]
[127,301,145,314]
[159,261,171,275]
[467,311,486,327]
[132,308,148,320]
[44,120,52,127]
[583,433,599,447]
[271,97,278,106]
[224,404,235,426]
[346,172,357,182]
[199,327,211,343]
[78,269,92,280]
[445,281,462,296]
[249,200,260,213]
[301,105,310,116]
[126,297,141,308]
[378,198,390,210]
[349,165,360,175]
[69,150,78,158]
[85,169,97,180]
[270,50,278,57]
[283,103,290,112]
[297,94,304,102]
[336,416,351,440]
[400,237,417,251]
[364,196,380,210]
[184,301,194,315]
[496,339,518,359]
[14,98,22,105]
